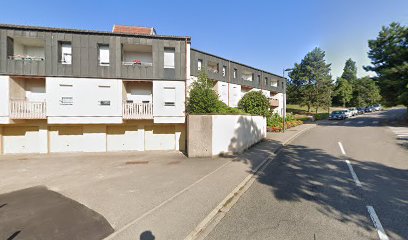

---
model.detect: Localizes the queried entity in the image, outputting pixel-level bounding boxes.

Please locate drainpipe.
[185,37,189,154]
[228,60,231,106]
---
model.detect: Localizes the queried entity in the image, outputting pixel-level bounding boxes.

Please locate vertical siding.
[0,27,187,81]
[189,49,284,92]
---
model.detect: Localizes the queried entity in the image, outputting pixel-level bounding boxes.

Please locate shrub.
[267,113,304,132]
[187,71,247,115]
[238,91,270,117]
[187,72,224,114]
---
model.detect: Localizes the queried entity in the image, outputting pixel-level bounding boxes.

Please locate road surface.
[205,108,408,240]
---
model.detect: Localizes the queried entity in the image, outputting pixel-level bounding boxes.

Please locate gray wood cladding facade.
[0,26,188,81]
[190,49,284,93]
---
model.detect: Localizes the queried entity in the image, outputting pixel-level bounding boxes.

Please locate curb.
[184,124,317,240]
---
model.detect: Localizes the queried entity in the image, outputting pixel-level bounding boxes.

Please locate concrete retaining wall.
[187,115,266,157]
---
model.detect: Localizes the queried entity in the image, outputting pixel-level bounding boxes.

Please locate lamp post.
[282,68,293,132]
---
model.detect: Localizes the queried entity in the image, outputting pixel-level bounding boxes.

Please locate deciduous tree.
[334,78,353,107]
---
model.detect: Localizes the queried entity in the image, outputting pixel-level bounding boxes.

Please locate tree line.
[287,22,407,111]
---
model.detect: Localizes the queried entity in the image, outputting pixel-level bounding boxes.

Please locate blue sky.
[1,0,407,78]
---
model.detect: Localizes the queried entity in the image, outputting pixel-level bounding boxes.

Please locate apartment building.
[0,24,285,155]
[189,49,285,114]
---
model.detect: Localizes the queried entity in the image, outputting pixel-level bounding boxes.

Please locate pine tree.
[365,22,408,107]
[288,47,333,112]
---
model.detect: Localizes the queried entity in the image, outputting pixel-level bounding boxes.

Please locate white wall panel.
[46,77,123,124]
[49,126,84,153]
[107,125,144,151]
[0,76,10,117]
[145,125,175,150]
[3,126,41,154]
[153,81,185,123]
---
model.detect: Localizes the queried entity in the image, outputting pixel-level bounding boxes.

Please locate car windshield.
[332,111,342,114]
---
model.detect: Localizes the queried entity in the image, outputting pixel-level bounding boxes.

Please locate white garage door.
[3,126,41,154]
[49,126,84,153]
[145,125,175,150]
[107,126,143,151]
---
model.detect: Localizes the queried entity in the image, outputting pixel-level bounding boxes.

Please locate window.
[257,75,261,82]
[164,47,175,69]
[163,87,176,106]
[265,77,268,86]
[222,66,226,77]
[198,59,202,71]
[60,97,73,105]
[233,69,237,79]
[98,44,110,66]
[59,42,72,64]
[99,100,111,106]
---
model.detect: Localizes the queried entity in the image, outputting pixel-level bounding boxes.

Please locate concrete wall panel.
[3,126,41,154]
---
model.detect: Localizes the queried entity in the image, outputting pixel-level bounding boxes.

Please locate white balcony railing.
[122,102,153,119]
[9,100,46,119]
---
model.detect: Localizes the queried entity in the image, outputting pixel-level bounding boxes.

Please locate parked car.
[342,109,352,118]
[349,107,358,116]
[329,111,347,120]
[365,106,374,112]
[356,107,365,114]
[373,104,382,111]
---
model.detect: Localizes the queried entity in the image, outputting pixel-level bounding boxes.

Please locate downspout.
[228,60,231,106]
[185,37,189,154]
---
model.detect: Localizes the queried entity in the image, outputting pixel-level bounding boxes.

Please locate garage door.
[3,126,41,154]
[145,125,175,150]
[107,126,143,151]
[49,126,84,153]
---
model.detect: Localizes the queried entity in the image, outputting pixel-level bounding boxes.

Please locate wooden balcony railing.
[9,100,46,119]
[122,102,153,119]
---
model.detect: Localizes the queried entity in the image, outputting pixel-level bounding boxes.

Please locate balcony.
[207,61,219,73]
[122,102,153,119]
[9,100,46,119]
[122,44,153,66]
[269,99,279,107]
[242,72,253,81]
[7,37,45,62]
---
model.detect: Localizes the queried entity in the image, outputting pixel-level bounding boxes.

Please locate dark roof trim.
[191,48,284,79]
[0,23,191,42]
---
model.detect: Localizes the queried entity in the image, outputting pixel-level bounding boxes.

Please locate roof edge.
[191,48,284,79]
[0,23,191,41]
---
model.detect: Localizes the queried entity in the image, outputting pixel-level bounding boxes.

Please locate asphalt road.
[205,108,408,240]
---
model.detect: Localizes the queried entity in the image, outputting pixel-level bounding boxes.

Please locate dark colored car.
[329,111,347,120]
[365,106,374,112]
[357,107,365,114]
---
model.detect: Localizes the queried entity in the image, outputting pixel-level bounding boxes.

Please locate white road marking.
[367,206,389,240]
[345,160,362,187]
[338,142,346,155]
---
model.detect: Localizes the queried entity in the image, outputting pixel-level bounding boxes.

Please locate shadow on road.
[246,143,408,239]
[0,186,114,240]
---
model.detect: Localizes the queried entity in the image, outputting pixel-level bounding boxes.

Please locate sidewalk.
[105,123,316,240]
